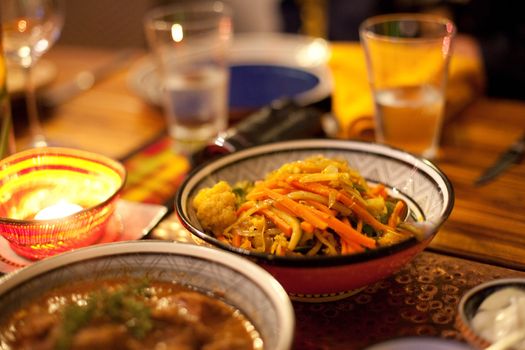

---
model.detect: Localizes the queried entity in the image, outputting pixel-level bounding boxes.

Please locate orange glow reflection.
[17,19,27,32]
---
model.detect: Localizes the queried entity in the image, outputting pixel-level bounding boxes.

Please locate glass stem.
[23,64,48,147]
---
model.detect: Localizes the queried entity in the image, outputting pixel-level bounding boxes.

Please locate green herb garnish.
[55,280,153,350]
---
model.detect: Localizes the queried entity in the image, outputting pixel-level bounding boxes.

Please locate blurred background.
[56,0,283,48]
[56,0,524,100]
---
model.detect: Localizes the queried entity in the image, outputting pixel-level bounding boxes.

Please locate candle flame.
[17,20,27,32]
[35,201,83,220]
[171,23,183,42]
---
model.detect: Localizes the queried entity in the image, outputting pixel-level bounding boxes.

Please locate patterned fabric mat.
[291,251,525,350]
[120,133,189,210]
[150,211,525,350]
[119,133,525,350]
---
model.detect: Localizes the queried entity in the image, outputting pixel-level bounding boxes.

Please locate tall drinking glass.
[144,1,232,156]
[360,14,456,159]
[1,0,64,148]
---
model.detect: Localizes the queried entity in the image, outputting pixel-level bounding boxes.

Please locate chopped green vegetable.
[379,201,396,224]
[54,280,153,350]
[233,181,254,207]
[55,300,96,350]
[352,183,367,195]
[361,224,377,237]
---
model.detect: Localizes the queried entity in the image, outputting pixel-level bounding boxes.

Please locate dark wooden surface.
[431,98,525,270]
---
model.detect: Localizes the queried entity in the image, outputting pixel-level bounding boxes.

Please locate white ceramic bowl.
[176,139,455,301]
[0,241,295,350]
[363,337,472,350]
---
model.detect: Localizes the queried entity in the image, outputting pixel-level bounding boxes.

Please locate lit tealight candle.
[34,201,84,220]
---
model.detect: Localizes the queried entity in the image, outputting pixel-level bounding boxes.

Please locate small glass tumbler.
[360,14,456,159]
[144,1,233,156]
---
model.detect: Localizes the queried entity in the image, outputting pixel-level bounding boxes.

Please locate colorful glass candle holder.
[0,147,126,260]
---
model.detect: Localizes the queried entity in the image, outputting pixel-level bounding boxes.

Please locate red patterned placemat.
[291,251,525,350]
[151,213,525,350]
[122,135,525,349]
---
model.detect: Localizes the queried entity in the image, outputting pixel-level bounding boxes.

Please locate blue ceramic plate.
[229,64,320,109]
[128,33,332,109]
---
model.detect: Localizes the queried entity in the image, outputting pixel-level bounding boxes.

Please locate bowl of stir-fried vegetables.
[176,140,454,301]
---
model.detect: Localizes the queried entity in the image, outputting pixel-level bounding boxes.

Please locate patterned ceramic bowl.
[0,241,295,350]
[176,139,455,301]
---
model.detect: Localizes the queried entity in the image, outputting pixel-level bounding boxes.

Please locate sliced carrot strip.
[236,201,255,215]
[240,237,252,250]
[341,239,349,254]
[245,190,267,201]
[300,221,315,234]
[266,180,295,190]
[262,188,328,230]
[388,200,406,228]
[259,208,293,237]
[232,231,242,247]
[272,201,296,217]
[309,207,376,249]
[290,180,392,233]
[344,239,366,253]
[290,180,344,203]
[340,217,365,253]
[304,199,337,216]
[337,192,393,233]
[326,215,376,248]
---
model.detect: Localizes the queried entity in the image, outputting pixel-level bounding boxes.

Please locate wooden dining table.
[9,44,525,349]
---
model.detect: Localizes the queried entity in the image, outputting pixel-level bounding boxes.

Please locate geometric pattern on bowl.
[176,139,455,299]
[189,141,450,223]
[0,241,295,350]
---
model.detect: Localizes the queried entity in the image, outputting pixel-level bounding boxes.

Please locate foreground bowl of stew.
[0,241,294,350]
[176,139,455,301]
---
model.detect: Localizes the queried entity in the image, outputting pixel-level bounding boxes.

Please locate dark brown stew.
[0,278,261,350]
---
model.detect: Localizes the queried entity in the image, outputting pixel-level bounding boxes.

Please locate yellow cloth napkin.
[329,42,485,140]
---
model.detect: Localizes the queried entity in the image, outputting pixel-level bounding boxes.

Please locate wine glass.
[1,0,64,148]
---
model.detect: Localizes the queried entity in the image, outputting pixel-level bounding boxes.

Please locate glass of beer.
[360,14,456,159]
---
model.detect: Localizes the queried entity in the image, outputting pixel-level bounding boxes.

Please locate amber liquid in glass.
[374,84,444,159]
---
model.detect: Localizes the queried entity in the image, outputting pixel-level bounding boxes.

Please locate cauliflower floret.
[192,181,237,235]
